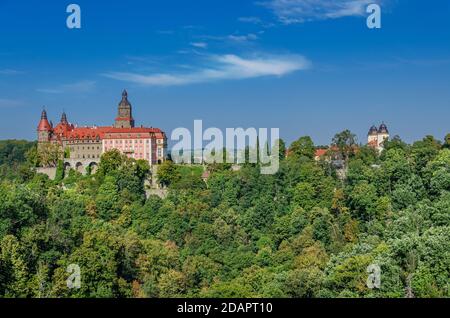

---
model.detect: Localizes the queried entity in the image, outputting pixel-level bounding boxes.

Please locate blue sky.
[0,0,449,146]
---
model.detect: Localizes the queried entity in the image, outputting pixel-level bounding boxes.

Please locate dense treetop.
[0,134,449,298]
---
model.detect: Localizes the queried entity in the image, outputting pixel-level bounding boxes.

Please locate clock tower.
[114,90,135,128]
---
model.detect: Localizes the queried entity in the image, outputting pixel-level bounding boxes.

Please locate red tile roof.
[58,125,165,140]
[105,127,162,134]
[315,149,328,158]
[66,127,110,140]
[368,140,378,148]
[37,118,52,131]
[53,123,75,136]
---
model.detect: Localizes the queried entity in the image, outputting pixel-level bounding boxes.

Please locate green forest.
[0,133,449,298]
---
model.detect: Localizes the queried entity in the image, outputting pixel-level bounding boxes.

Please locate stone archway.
[63,162,72,178]
[64,158,100,176]
[89,162,98,174]
[64,162,71,171]
[75,162,84,174]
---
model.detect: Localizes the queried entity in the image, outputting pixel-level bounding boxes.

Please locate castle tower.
[114,90,135,128]
[377,122,389,149]
[37,108,52,143]
[60,111,68,125]
[367,125,379,147]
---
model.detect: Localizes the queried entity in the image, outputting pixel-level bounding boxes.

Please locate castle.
[367,122,390,152]
[312,123,390,162]
[37,90,167,174]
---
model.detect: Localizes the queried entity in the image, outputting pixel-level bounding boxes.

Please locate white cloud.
[190,42,208,49]
[0,69,24,75]
[238,16,275,28]
[0,98,25,108]
[238,16,263,24]
[36,88,62,94]
[63,80,96,92]
[102,54,311,87]
[200,33,260,44]
[227,33,259,42]
[155,30,175,35]
[261,0,380,24]
[37,80,96,94]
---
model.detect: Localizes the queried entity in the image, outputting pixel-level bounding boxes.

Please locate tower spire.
[37,108,52,133]
[61,110,68,125]
[41,107,48,120]
[114,89,134,128]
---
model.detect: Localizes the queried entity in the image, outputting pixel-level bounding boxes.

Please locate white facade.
[367,123,390,152]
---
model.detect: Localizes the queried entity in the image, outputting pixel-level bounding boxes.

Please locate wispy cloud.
[238,16,275,28]
[0,69,24,75]
[0,98,25,108]
[260,0,380,24]
[36,80,96,94]
[227,33,259,42]
[394,57,450,67]
[190,42,208,49]
[36,88,62,94]
[155,30,175,35]
[239,16,263,24]
[102,54,310,87]
[200,33,260,44]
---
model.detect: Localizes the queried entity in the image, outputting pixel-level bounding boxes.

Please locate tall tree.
[98,149,126,176]
[156,160,180,187]
[411,135,441,173]
[290,136,315,160]
[275,138,287,161]
[332,130,357,163]
[38,143,63,168]
[444,133,450,149]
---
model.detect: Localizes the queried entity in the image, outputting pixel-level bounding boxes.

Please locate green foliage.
[37,143,63,168]
[444,134,450,149]
[0,134,449,298]
[0,140,37,182]
[98,149,125,176]
[289,136,316,160]
[332,130,357,162]
[383,135,409,153]
[157,160,181,187]
[276,139,287,161]
[55,160,65,182]
[0,140,36,166]
[411,136,441,174]
[96,176,121,221]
